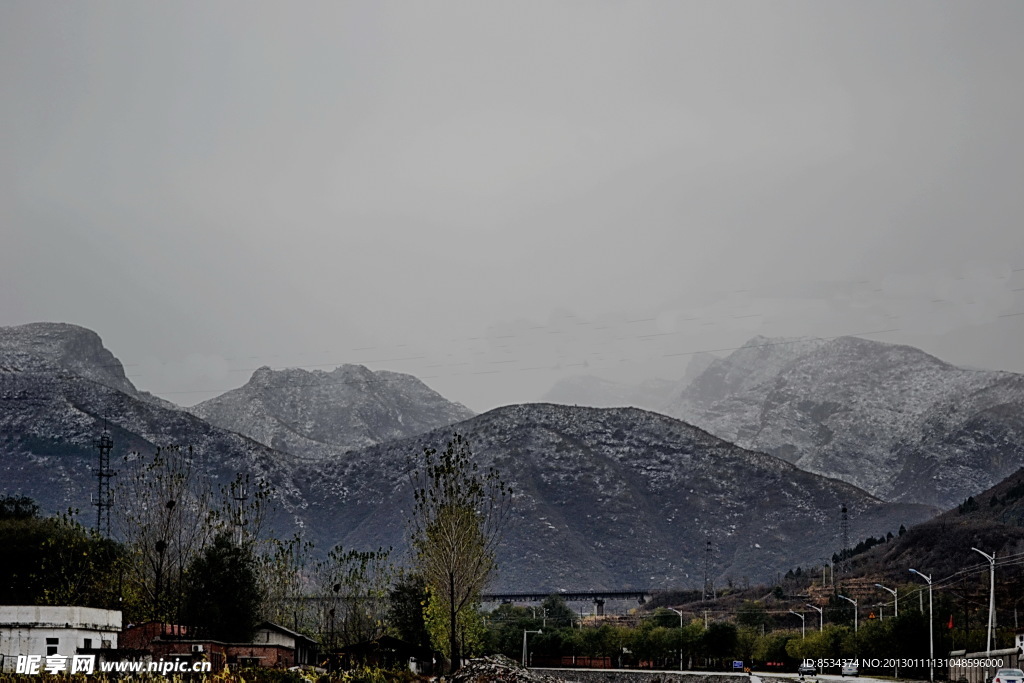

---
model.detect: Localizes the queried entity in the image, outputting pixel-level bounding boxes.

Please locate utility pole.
[522,630,541,668]
[232,476,250,545]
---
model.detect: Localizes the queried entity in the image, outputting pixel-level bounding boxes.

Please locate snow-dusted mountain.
[0,324,305,529]
[191,365,474,459]
[298,403,934,590]
[0,323,935,589]
[0,322,176,409]
[665,335,1024,508]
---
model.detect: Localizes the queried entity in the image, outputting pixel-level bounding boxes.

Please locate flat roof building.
[0,606,121,672]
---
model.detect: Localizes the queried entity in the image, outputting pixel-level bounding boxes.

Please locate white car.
[841,663,859,677]
[991,669,1024,683]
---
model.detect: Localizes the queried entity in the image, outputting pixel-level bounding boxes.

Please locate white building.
[0,606,121,672]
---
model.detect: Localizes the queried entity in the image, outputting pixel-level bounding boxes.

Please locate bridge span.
[480,590,654,615]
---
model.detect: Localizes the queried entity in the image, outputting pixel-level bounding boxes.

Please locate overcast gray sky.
[2,1,1023,411]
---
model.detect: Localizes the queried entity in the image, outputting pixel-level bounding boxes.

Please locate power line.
[126,327,907,398]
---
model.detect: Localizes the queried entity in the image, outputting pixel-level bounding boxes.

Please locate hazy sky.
[3,2,1023,411]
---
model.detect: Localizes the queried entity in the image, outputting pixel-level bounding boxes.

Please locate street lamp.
[875,583,898,617]
[789,610,806,639]
[668,607,684,671]
[972,547,996,656]
[806,604,824,631]
[910,569,934,683]
[522,629,542,668]
[838,595,858,632]
[874,585,900,680]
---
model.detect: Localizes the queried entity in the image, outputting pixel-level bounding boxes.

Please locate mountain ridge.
[665,335,1024,508]
[191,363,475,459]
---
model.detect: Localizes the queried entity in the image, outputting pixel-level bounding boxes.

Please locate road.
[538,669,918,683]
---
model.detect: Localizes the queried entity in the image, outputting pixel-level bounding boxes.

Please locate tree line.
[0,434,509,675]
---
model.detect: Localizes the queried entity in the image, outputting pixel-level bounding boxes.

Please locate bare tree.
[315,545,393,650]
[408,434,511,672]
[115,446,213,628]
[260,533,316,633]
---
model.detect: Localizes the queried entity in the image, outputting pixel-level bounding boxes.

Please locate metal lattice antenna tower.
[703,538,713,601]
[839,503,850,578]
[93,421,116,537]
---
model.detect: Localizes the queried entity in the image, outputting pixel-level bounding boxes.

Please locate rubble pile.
[444,655,572,682]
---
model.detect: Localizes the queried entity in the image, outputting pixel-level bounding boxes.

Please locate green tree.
[408,434,511,672]
[0,494,39,520]
[541,595,576,628]
[681,620,705,669]
[0,500,123,608]
[737,600,769,629]
[388,571,432,651]
[785,625,850,666]
[702,622,738,662]
[182,532,262,642]
[736,626,759,665]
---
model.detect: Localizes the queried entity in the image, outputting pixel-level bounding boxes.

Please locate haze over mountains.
[545,335,1024,510]
[0,321,1018,588]
[542,352,717,413]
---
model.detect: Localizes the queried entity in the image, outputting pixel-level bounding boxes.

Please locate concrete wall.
[536,671,768,683]
[0,606,121,672]
[948,648,1020,683]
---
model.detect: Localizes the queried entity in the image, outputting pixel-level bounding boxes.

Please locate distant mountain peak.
[191,364,474,458]
[667,334,1024,508]
[0,322,137,397]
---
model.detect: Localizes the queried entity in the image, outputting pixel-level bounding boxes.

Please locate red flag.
[947,615,954,629]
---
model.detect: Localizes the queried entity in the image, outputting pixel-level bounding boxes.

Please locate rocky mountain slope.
[841,465,1024,595]
[296,403,934,591]
[191,365,474,459]
[0,323,936,591]
[0,366,305,535]
[664,336,1024,509]
[0,322,176,409]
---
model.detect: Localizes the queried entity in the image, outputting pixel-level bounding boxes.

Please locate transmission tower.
[93,425,116,537]
[839,503,850,579]
[703,538,714,601]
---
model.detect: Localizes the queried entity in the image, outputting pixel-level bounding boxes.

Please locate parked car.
[991,669,1024,683]
[841,663,859,677]
[798,662,817,676]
